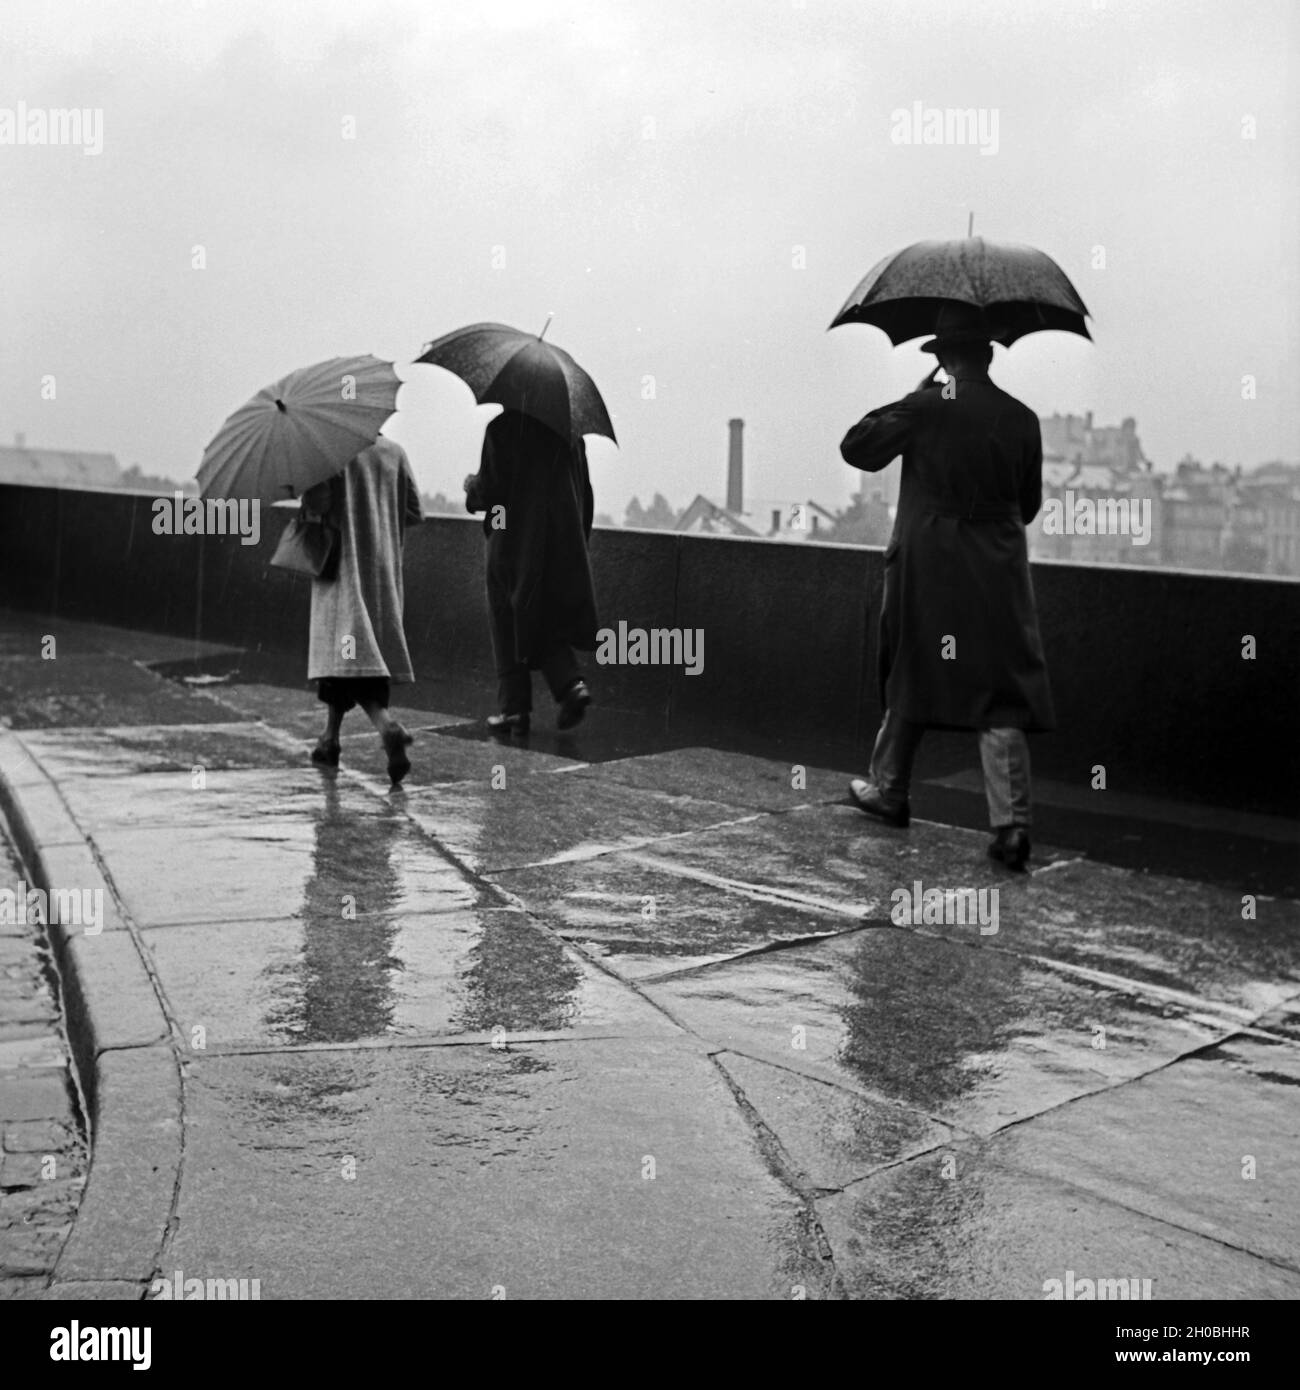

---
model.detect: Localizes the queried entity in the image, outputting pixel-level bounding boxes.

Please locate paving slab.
[642,928,1228,1135]
[55,1045,180,1284]
[816,1146,1300,1300]
[592,801,1073,921]
[51,766,390,832]
[392,732,581,788]
[0,655,236,728]
[562,747,849,813]
[404,774,751,876]
[2,1118,80,1153]
[20,722,303,778]
[0,1073,74,1122]
[493,850,858,980]
[146,906,677,1047]
[162,1039,832,1299]
[983,1034,1300,1271]
[62,933,168,1053]
[89,804,475,929]
[715,1051,955,1190]
[943,859,1300,1018]
[39,1279,146,1300]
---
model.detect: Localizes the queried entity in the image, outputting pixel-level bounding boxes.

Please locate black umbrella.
[829,237,1091,347]
[414,321,616,445]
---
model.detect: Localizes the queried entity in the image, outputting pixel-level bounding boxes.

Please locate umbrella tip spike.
[539,314,553,342]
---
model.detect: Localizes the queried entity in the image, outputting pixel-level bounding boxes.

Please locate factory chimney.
[726,419,744,514]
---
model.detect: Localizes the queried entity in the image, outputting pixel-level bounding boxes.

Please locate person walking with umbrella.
[830,239,1090,870]
[301,435,424,782]
[416,322,614,735]
[839,305,1054,869]
[198,355,423,784]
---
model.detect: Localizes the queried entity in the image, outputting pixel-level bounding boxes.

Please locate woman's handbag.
[270,499,341,581]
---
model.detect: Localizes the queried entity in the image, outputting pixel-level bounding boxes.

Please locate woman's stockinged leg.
[312,704,345,766]
[360,698,413,785]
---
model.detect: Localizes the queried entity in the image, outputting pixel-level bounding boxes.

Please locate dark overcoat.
[466,411,599,663]
[841,377,1056,732]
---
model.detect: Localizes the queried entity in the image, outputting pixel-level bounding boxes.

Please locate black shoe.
[383,728,414,785]
[988,826,1031,871]
[556,681,591,731]
[311,739,340,767]
[848,778,910,827]
[487,712,530,737]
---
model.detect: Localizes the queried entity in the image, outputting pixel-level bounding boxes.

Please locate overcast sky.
[3,0,1296,516]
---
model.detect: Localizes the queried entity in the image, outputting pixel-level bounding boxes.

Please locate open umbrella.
[415,321,616,445]
[198,355,401,503]
[829,237,1090,347]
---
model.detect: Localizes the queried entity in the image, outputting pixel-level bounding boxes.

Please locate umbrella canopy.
[198,355,400,503]
[415,322,616,445]
[829,237,1091,347]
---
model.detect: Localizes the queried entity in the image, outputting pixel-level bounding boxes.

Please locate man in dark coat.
[464,410,598,734]
[840,323,1054,869]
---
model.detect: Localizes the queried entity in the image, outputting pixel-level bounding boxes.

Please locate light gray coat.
[307,438,423,682]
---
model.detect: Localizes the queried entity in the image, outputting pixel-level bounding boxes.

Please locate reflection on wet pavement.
[642,929,1226,1135]
[6,674,1299,1296]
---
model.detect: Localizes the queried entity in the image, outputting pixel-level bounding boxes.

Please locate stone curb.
[0,729,180,1297]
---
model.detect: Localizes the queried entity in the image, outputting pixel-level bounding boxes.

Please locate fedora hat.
[919,303,993,354]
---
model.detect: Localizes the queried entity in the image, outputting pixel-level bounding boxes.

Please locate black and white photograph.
[0,0,1296,1341]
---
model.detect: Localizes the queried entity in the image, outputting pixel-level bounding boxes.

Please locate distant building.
[675,418,840,542]
[1030,414,1158,566]
[1040,411,1150,474]
[1159,458,1236,571]
[1232,463,1300,576]
[0,433,120,488]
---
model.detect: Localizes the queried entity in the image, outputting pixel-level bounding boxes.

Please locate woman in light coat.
[302,437,423,783]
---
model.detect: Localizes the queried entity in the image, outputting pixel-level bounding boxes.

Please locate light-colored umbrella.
[198,355,401,503]
[829,237,1091,346]
[415,321,616,445]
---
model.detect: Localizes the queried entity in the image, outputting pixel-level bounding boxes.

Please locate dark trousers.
[870,709,1032,828]
[488,590,581,715]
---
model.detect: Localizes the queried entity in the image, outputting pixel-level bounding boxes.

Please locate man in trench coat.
[464,410,599,734]
[840,325,1054,869]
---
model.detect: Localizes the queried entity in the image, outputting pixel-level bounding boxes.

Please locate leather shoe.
[988,826,1031,871]
[848,778,910,827]
[310,739,340,767]
[383,728,414,785]
[487,712,530,737]
[556,680,591,730]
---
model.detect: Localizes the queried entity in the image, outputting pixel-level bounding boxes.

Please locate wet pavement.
[0,609,1297,1298]
[0,829,89,1297]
